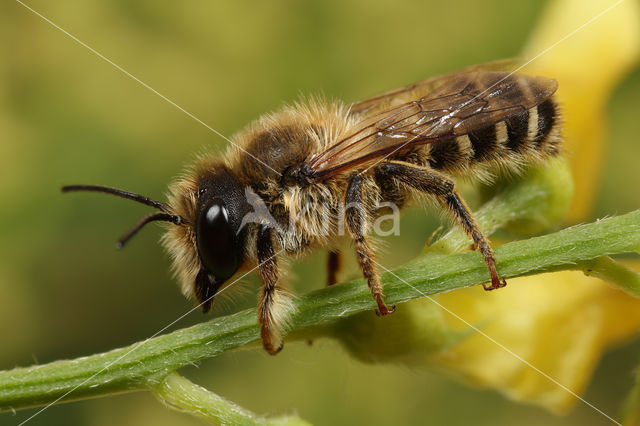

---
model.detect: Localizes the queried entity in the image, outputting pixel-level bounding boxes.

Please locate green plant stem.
[152,373,311,426]
[0,210,639,413]
[574,256,640,297]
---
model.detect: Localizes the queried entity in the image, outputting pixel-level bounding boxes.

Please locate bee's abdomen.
[428,98,561,172]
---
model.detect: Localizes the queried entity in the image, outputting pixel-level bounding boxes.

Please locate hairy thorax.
[227,102,409,259]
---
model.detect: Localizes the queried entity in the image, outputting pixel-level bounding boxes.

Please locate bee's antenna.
[117,212,183,249]
[62,184,169,211]
[62,184,185,248]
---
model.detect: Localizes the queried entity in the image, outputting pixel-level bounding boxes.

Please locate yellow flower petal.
[432,271,640,414]
[521,0,640,222]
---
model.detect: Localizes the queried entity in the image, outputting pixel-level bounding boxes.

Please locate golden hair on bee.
[64,62,562,354]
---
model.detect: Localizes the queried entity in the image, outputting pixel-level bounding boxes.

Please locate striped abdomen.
[427,98,561,172]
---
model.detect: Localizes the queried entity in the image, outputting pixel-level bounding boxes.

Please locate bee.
[63,62,561,354]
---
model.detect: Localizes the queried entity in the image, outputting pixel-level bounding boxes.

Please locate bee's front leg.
[345,173,395,316]
[256,225,294,355]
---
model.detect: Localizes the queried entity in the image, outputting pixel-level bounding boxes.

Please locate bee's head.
[190,166,252,311]
[62,163,252,313]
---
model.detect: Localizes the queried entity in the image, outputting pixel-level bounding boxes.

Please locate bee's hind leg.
[345,173,395,316]
[256,225,295,355]
[327,251,341,286]
[377,161,506,291]
[301,250,343,347]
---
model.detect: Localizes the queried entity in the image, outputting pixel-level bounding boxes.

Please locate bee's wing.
[348,59,518,117]
[307,69,557,181]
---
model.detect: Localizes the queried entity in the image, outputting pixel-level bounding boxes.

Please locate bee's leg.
[378,161,506,291]
[345,174,396,315]
[327,251,341,286]
[256,225,294,355]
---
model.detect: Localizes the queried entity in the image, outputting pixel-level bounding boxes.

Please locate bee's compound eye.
[196,199,239,281]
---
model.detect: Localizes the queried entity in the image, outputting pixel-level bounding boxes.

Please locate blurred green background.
[2,1,639,425]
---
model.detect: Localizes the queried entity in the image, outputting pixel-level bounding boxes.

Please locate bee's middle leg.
[345,173,395,316]
[327,251,341,286]
[377,161,506,291]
